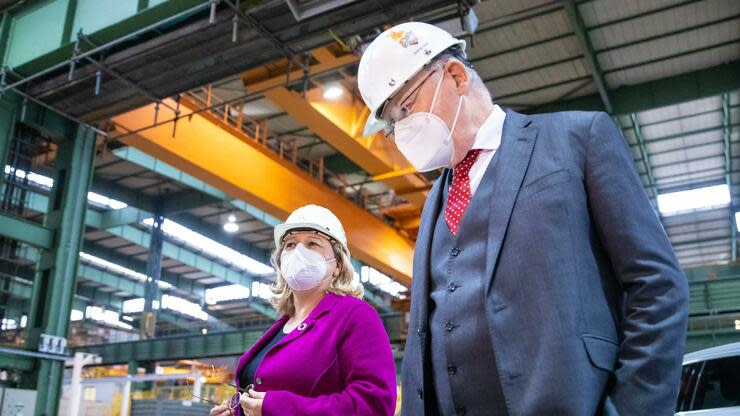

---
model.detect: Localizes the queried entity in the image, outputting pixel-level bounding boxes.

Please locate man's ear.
[445,59,470,95]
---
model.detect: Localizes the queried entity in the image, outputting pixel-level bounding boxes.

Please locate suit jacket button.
[447,364,457,375]
[447,283,458,292]
[451,248,460,256]
[417,389,423,399]
[255,377,263,385]
[444,321,455,332]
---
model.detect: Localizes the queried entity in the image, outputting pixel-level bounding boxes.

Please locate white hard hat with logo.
[274,205,348,251]
[357,22,466,137]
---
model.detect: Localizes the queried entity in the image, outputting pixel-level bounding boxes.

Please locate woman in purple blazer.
[209,205,397,416]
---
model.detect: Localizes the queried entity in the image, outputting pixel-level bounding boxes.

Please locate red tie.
[445,149,482,236]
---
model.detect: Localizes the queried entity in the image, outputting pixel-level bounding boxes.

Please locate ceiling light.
[657,184,730,215]
[223,222,239,233]
[227,214,237,223]
[323,86,343,100]
[142,218,273,275]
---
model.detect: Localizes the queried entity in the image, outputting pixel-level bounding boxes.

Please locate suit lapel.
[484,110,537,294]
[411,171,448,333]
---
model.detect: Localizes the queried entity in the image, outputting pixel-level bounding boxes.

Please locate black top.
[239,325,288,387]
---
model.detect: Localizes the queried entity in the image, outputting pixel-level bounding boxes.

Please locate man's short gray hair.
[430,45,489,98]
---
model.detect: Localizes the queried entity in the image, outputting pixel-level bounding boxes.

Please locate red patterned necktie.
[445,149,482,236]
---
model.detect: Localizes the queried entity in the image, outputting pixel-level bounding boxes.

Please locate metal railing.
[182,86,382,211]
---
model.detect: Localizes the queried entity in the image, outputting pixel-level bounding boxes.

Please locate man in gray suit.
[357,22,689,416]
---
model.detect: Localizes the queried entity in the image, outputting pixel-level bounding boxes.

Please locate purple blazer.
[234,293,397,415]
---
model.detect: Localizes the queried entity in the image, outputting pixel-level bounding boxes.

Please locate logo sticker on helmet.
[389,30,419,48]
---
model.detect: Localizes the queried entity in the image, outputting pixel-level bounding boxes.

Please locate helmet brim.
[273,222,347,250]
[363,113,387,137]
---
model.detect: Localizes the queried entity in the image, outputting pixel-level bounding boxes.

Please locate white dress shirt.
[466,104,506,196]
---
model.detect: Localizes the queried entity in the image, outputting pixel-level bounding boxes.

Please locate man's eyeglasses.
[185,365,253,411]
[381,68,438,137]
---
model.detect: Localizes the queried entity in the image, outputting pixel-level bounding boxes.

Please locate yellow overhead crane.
[243,47,430,235]
[110,50,417,284]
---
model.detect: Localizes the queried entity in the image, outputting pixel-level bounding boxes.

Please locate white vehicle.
[676,342,740,415]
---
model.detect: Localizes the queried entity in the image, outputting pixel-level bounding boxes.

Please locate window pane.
[692,357,740,410]
[677,363,701,411]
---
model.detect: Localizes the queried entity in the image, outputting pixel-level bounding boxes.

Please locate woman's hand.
[239,389,266,416]
[210,400,234,416]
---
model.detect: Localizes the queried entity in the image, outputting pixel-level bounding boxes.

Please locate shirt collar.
[471,104,506,151]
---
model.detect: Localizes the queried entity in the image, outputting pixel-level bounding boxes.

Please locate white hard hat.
[357,22,466,137]
[274,205,348,250]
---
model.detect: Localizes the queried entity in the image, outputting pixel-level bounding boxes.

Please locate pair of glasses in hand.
[186,365,253,410]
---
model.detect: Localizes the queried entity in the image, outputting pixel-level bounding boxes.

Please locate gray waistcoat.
[428,155,508,416]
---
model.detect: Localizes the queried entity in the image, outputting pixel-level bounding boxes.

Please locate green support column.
[0,93,19,185]
[23,124,96,416]
[128,359,139,376]
[141,203,164,339]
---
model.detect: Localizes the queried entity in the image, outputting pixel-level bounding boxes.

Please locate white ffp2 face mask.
[394,73,464,172]
[280,243,335,291]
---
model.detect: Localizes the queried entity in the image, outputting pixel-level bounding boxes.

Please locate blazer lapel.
[235,314,289,386]
[234,293,343,387]
[273,292,342,347]
[484,110,537,295]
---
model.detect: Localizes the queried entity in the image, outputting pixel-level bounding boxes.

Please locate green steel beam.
[166,212,272,265]
[471,33,573,65]
[630,114,658,199]
[637,135,733,158]
[98,205,151,229]
[76,313,404,364]
[24,124,96,415]
[688,277,740,315]
[639,122,739,146]
[79,326,265,365]
[75,285,124,311]
[12,246,226,333]
[564,1,612,113]
[621,104,740,132]
[0,353,34,371]
[23,189,253,292]
[534,60,740,115]
[585,0,702,32]
[685,263,740,282]
[482,55,584,85]
[595,13,740,55]
[91,176,157,213]
[80,242,206,300]
[3,0,208,72]
[648,150,739,170]
[722,94,736,261]
[496,75,593,101]
[14,92,76,140]
[0,93,18,188]
[21,189,277,320]
[111,147,280,227]
[686,329,740,353]
[0,213,53,249]
[602,39,740,77]
[104,224,259,288]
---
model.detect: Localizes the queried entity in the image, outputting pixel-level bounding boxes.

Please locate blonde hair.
[270,237,364,316]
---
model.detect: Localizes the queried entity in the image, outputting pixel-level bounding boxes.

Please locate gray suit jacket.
[401,110,689,416]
